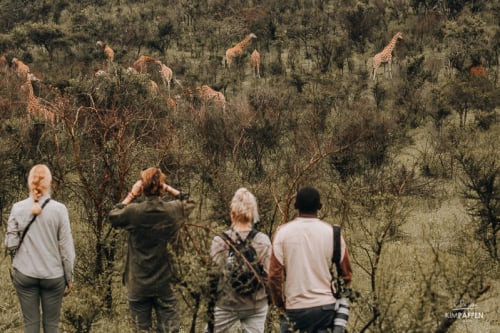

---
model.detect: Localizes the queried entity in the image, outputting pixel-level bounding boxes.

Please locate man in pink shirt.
[269,186,353,333]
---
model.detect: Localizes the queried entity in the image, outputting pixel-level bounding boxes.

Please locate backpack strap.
[220,231,236,248]
[222,229,258,246]
[245,229,258,243]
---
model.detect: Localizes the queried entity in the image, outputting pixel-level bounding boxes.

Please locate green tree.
[60,68,172,314]
[25,23,67,61]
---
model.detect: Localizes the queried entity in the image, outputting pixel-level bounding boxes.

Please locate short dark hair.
[294,186,322,213]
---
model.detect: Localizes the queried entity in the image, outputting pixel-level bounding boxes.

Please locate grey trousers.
[128,294,179,333]
[213,304,268,333]
[12,269,66,333]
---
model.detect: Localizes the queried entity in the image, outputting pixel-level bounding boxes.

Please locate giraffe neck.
[237,35,253,49]
[383,35,400,54]
[24,79,35,98]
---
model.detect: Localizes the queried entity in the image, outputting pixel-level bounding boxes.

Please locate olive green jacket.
[109,196,194,298]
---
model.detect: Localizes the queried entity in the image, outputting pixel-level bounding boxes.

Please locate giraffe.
[225,33,257,68]
[131,56,172,93]
[21,75,56,124]
[251,49,261,78]
[0,55,8,72]
[149,80,160,95]
[131,55,160,73]
[175,80,226,112]
[196,85,226,111]
[166,95,179,112]
[159,63,173,92]
[372,32,403,80]
[12,58,30,78]
[96,40,115,63]
[125,67,161,95]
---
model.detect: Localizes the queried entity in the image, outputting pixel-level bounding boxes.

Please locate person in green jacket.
[109,167,194,333]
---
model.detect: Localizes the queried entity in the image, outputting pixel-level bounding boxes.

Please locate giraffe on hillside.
[132,55,160,77]
[131,55,173,93]
[251,49,261,78]
[149,80,160,95]
[196,85,226,111]
[96,40,115,63]
[132,55,159,72]
[225,33,257,68]
[125,67,162,95]
[21,76,56,124]
[0,55,8,72]
[166,95,179,112]
[372,32,403,80]
[12,58,30,78]
[159,63,173,92]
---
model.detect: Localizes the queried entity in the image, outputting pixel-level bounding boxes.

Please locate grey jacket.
[109,196,195,298]
[5,194,75,283]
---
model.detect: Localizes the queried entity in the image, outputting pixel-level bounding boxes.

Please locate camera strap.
[332,225,343,298]
[7,198,50,281]
[332,225,343,277]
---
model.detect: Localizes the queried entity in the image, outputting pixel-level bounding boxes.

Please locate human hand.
[64,282,73,297]
[163,183,180,197]
[176,192,189,201]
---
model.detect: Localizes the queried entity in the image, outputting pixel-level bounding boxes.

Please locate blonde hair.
[230,187,259,224]
[141,167,166,196]
[28,164,52,215]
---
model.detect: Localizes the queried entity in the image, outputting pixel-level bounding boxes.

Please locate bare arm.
[268,251,286,311]
[341,237,353,286]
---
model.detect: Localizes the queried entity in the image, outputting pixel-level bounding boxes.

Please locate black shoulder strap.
[18,198,51,250]
[220,231,236,247]
[222,229,258,246]
[246,229,258,243]
[332,225,343,277]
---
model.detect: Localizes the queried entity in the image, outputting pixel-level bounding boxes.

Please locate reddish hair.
[140,167,166,196]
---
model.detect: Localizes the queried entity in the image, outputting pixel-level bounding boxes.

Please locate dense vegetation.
[0,0,499,332]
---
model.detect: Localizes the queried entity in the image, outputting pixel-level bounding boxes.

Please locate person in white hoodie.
[5,164,75,333]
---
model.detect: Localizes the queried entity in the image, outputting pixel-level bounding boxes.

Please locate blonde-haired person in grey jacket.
[207,187,271,333]
[5,164,75,333]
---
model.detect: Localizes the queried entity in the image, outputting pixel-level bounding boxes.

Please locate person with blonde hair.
[5,164,75,333]
[207,187,271,333]
[109,167,194,333]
